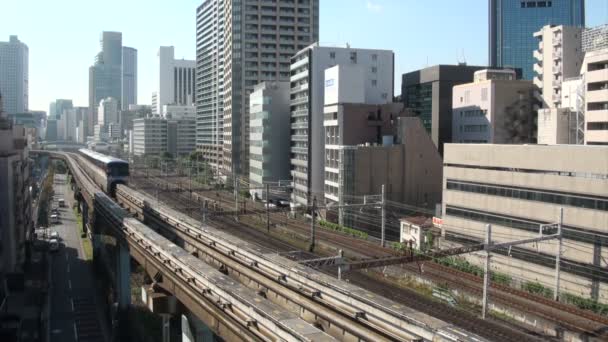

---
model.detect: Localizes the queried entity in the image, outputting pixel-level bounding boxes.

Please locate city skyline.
[2,0,606,112]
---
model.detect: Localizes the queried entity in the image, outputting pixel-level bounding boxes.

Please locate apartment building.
[452,69,536,144]
[248,81,291,198]
[290,44,394,207]
[196,0,319,175]
[533,25,584,109]
[442,144,608,302]
[0,115,32,277]
[582,25,608,145]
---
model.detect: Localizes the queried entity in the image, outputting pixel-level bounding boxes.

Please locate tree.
[161,151,173,160]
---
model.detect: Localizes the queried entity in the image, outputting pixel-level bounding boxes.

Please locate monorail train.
[77,148,129,195]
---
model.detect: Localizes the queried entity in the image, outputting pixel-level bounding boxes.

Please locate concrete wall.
[442,143,608,301]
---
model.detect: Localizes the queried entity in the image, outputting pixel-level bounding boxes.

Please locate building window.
[372,54,377,61]
[371,66,377,73]
[371,80,377,87]
[350,52,357,63]
[329,51,335,59]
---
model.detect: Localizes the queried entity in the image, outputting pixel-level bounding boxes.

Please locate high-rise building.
[122,46,138,110]
[489,0,585,80]
[89,32,123,119]
[290,45,394,207]
[581,25,608,145]
[196,0,225,169]
[401,64,491,155]
[154,46,196,116]
[0,36,28,115]
[196,0,319,176]
[132,117,168,156]
[452,69,536,144]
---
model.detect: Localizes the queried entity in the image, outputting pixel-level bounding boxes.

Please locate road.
[49,173,108,342]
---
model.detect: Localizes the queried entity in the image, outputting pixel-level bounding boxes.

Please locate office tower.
[196,0,319,175]
[122,46,138,110]
[290,44,394,207]
[489,0,584,80]
[0,36,28,115]
[401,64,490,155]
[442,144,608,300]
[452,69,536,144]
[132,117,168,156]
[49,99,73,119]
[89,32,123,117]
[248,81,291,198]
[581,25,608,145]
[154,46,196,116]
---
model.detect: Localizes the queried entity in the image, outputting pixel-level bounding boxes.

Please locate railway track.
[130,169,608,339]
[128,174,549,342]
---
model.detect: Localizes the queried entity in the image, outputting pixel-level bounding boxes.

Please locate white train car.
[77,149,129,195]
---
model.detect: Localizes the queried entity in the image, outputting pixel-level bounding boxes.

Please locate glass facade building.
[489,0,585,80]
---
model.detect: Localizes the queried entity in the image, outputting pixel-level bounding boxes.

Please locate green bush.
[436,256,512,285]
[318,220,368,239]
[562,293,608,316]
[522,281,553,298]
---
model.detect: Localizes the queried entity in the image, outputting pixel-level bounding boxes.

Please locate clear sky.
[1,0,607,113]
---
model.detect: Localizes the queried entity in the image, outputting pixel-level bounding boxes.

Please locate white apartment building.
[533,25,584,109]
[122,46,138,110]
[0,36,28,115]
[442,144,608,302]
[196,0,319,176]
[248,81,291,198]
[154,46,195,116]
[98,97,119,126]
[582,25,608,145]
[290,44,394,207]
[452,69,536,144]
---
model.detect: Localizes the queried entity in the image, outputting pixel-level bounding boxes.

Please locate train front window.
[108,163,129,177]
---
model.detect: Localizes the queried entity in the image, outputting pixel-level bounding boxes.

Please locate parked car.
[50,231,59,239]
[50,214,60,224]
[49,239,59,252]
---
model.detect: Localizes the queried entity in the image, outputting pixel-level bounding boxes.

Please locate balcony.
[291,146,307,154]
[290,83,309,93]
[533,50,543,61]
[290,69,308,82]
[552,93,562,104]
[553,48,562,59]
[585,130,608,144]
[291,109,309,118]
[533,63,543,75]
[291,134,308,142]
[552,36,562,46]
[585,69,608,84]
[534,90,544,103]
[291,95,309,105]
[290,57,309,71]
[586,109,608,123]
[552,78,562,88]
[552,65,562,75]
[533,76,543,89]
[291,158,308,167]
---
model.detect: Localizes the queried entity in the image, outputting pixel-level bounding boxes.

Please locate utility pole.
[381,184,386,247]
[554,207,563,302]
[234,176,239,222]
[266,183,270,233]
[482,224,492,319]
[309,197,317,252]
